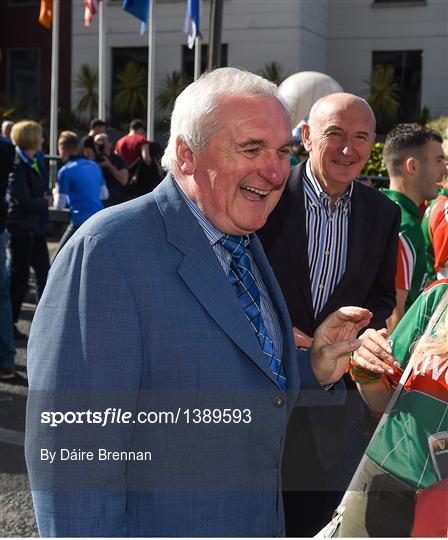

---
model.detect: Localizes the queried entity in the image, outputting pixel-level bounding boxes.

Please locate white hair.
[161,67,289,173]
[1,120,14,137]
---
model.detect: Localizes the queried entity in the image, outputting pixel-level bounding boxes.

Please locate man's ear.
[176,138,195,175]
[301,124,312,152]
[404,155,419,176]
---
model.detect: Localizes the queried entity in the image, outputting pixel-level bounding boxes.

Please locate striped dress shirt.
[175,179,283,357]
[303,160,352,317]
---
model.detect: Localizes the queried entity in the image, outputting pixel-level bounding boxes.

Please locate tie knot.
[218,234,248,261]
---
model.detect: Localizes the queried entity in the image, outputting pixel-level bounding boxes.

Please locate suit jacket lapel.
[251,235,300,394]
[154,176,284,387]
[282,164,314,318]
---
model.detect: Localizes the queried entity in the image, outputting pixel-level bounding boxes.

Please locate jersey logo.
[404,355,448,403]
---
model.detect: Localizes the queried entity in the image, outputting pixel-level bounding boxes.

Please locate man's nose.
[258,152,289,185]
[341,140,355,156]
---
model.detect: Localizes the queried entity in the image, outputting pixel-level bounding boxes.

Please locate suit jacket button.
[274,396,285,408]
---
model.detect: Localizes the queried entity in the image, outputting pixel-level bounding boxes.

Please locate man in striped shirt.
[259,93,401,536]
[382,123,445,331]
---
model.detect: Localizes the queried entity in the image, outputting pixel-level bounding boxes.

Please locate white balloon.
[279,71,344,127]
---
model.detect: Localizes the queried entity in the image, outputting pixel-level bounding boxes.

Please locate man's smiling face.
[302,95,376,197]
[179,94,292,235]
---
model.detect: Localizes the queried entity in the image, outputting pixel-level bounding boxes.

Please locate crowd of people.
[0,117,164,379]
[1,66,447,537]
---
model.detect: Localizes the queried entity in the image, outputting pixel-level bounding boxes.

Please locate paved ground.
[0,240,59,537]
[0,303,37,537]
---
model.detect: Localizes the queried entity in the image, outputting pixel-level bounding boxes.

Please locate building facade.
[0,0,72,120]
[71,0,447,128]
[2,0,446,130]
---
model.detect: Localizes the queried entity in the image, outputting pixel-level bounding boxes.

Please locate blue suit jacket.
[26,176,344,537]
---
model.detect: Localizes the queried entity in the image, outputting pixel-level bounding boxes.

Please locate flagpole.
[193,0,202,81]
[98,0,106,120]
[194,36,201,81]
[147,0,156,140]
[49,0,60,187]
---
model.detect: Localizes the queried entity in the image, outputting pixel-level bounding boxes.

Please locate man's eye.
[278,148,291,158]
[244,148,260,156]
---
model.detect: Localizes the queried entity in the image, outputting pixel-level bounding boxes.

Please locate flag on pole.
[122,0,150,33]
[183,0,201,49]
[39,0,53,29]
[84,0,101,28]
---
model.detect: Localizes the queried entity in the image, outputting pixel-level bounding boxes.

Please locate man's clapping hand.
[310,307,372,385]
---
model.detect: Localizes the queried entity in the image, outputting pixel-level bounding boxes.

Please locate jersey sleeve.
[395,232,415,291]
[430,199,448,276]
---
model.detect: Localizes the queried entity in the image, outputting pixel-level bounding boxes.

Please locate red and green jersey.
[366,279,448,489]
[422,188,448,283]
[383,189,427,311]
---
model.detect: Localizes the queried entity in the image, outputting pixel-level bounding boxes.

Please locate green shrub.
[427,116,448,138]
[362,142,387,177]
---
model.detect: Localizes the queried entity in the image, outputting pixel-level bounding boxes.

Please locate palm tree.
[0,94,17,119]
[366,65,400,132]
[258,62,289,86]
[156,71,190,114]
[113,62,147,119]
[75,64,98,119]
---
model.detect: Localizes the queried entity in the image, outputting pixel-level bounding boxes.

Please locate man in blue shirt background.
[52,131,108,261]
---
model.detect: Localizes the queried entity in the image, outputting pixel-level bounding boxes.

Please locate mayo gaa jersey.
[383,189,427,312]
[422,188,448,283]
[366,279,448,489]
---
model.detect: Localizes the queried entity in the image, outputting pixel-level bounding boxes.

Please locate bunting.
[184,0,201,49]
[122,0,150,33]
[84,0,101,28]
[39,0,53,29]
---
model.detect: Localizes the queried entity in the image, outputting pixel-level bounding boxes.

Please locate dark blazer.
[6,150,49,236]
[26,175,344,537]
[0,138,15,232]
[258,161,401,471]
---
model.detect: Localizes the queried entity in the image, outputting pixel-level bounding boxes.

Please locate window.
[372,50,422,125]
[182,44,228,79]
[111,47,148,125]
[7,48,40,115]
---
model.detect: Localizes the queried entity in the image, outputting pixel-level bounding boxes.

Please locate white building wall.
[296,0,329,74]
[71,0,448,124]
[71,0,307,120]
[327,0,448,117]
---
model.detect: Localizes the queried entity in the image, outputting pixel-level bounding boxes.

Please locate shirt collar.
[305,159,353,207]
[16,146,42,176]
[174,178,250,247]
[382,188,421,220]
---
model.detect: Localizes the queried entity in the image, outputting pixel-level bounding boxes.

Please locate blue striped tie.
[219,234,286,390]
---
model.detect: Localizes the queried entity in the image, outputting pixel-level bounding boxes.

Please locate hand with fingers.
[292,327,313,349]
[349,328,403,413]
[310,307,372,385]
[352,328,401,377]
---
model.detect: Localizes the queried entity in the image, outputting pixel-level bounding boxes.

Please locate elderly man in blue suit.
[25,68,371,537]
